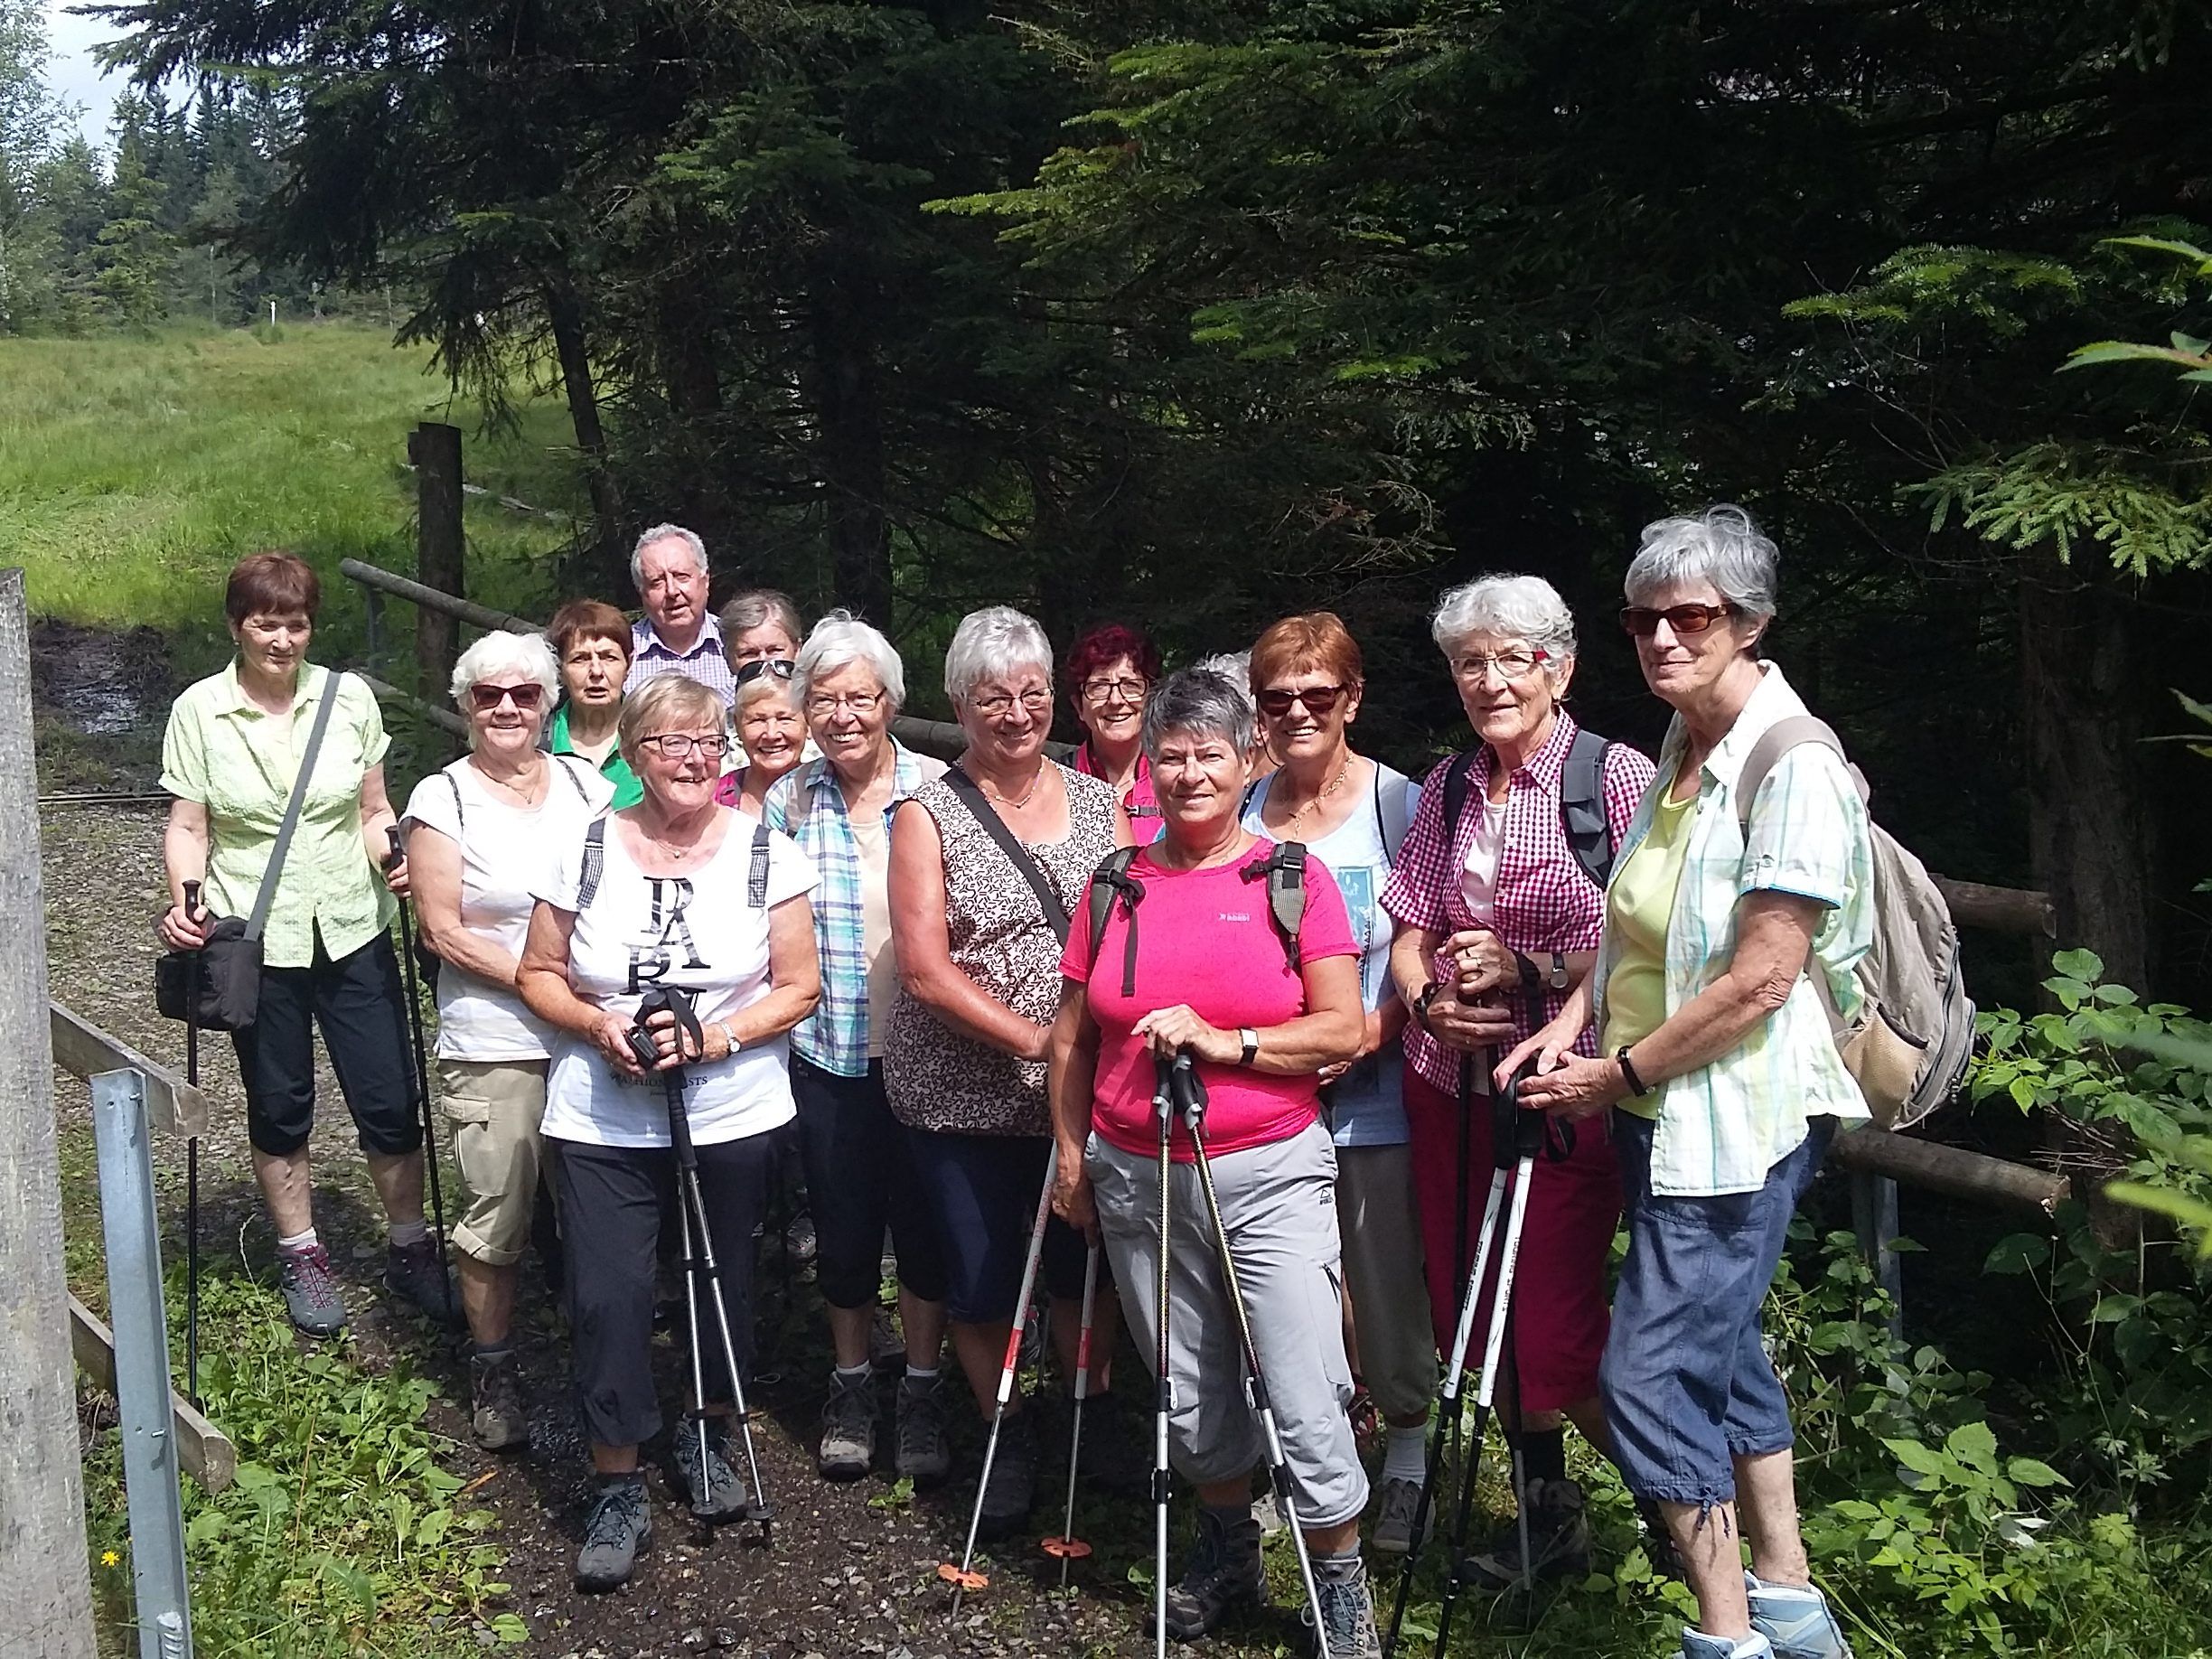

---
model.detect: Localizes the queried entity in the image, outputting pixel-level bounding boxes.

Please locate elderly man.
[623,523,736,706]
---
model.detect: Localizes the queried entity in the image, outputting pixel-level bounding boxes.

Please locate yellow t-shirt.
[1599,781,1701,1114]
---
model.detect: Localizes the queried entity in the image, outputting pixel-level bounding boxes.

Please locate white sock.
[1382,1425,1427,1486]
[904,1364,940,1384]
[388,1218,428,1249]
[1747,1571,1821,1599]
[277,1227,318,1253]
[834,1363,871,1385]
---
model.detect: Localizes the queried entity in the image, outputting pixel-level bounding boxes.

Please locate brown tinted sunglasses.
[469,682,546,711]
[1620,603,1736,637]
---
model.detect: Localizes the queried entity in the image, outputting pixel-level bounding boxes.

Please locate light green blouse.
[160,661,396,970]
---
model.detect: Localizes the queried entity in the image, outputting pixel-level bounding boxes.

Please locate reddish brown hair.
[1250,612,1364,692]
[223,551,321,625]
[548,598,633,663]
[1063,622,1163,699]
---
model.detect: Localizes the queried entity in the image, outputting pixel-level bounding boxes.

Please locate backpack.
[1439,726,1620,891]
[576,813,773,911]
[1736,717,1975,1131]
[1083,842,1309,997]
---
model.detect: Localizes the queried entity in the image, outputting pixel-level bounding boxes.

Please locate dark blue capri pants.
[790,1054,950,1309]
[904,1129,1102,1323]
[1599,1111,1836,1510]
[231,933,421,1158]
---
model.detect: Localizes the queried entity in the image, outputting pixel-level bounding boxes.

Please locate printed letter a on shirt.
[628,877,709,993]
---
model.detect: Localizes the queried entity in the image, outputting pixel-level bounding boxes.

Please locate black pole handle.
[182,878,202,923]
[384,822,404,871]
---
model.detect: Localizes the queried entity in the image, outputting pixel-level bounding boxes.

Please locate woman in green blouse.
[158,551,457,1338]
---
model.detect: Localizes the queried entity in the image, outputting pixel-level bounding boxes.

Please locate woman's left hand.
[1512,1050,1626,1120]
[1132,1004,1239,1064]
[638,1007,701,1070]
[380,851,411,898]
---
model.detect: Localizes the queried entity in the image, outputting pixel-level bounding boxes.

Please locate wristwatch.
[1410,981,1441,1033]
[1546,951,1570,991]
[1239,1026,1260,1067]
[713,1020,742,1060]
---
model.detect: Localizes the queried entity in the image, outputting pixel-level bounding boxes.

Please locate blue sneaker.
[1680,1632,1774,1659]
[1746,1573,1852,1659]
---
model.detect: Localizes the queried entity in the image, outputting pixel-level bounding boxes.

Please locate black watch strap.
[1547,951,1570,991]
[1616,1045,1651,1097]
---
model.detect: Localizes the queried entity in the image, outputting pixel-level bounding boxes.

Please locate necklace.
[1282,754,1352,831]
[979,764,1047,810]
[474,755,546,805]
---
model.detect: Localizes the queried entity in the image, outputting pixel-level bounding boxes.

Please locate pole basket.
[936,1562,990,1592]
[1040,1535,1092,1561]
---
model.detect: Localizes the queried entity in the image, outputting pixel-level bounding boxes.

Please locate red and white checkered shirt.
[1382,713,1655,1093]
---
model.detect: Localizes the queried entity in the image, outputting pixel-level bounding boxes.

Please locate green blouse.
[547,702,642,810]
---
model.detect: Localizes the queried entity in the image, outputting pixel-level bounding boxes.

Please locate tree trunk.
[808,254,893,625]
[542,276,626,589]
[651,271,737,559]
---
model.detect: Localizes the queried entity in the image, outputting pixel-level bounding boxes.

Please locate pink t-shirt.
[1061,839,1359,1161]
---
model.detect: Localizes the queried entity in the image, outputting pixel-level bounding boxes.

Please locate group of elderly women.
[160,501,1869,1659]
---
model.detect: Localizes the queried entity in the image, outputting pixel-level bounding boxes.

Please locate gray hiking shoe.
[671,1418,747,1521]
[469,1348,529,1450]
[383,1237,462,1326]
[1747,1572,1854,1659]
[818,1370,876,1480]
[1308,1553,1383,1659]
[575,1474,651,1591]
[895,1373,952,1486]
[1164,1504,1265,1640]
[1457,1476,1593,1592]
[975,1408,1038,1541]
[277,1242,347,1337]
[1370,1475,1432,1556]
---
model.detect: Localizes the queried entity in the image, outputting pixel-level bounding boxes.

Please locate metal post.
[91,1067,195,1659]
[1850,1167,1905,1339]
[364,586,384,676]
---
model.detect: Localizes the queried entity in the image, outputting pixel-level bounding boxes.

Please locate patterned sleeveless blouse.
[886,763,1120,1135]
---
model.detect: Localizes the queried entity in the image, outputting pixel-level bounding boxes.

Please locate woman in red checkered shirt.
[1381,573,1655,1590]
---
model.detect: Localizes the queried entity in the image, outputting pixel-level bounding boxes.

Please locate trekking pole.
[1448,1050,1472,1468]
[1170,1049,1332,1649]
[385,826,451,1298]
[183,879,203,1408]
[941,1164,1056,1612]
[1150,1054,1176,1659]
[1042,1241,1101,1586]
[633,987,775,1544]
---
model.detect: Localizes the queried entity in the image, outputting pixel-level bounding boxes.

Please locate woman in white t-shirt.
[518,674,820,1594]
[404,631,614,1452]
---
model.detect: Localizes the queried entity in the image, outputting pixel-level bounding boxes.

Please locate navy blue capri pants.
[904,1129,1105,1323]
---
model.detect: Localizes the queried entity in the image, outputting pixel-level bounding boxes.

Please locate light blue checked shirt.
[764,742,946,1076]
[1591,663,1874,1196]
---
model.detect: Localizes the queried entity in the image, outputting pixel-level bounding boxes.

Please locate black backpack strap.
[1086,847,1145,997]
[576,817,608,911]
[1240,842,1308,974]
[551,754,592,802]
[443,769,464,834]
[944,767,1073,944]
[748,819,772,908]
[1440,750,1481,853]
[1559,726,1618,889]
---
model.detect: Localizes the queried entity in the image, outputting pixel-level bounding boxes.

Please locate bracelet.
[1615,1045,1651,1098]
[1410,981,1439,1033]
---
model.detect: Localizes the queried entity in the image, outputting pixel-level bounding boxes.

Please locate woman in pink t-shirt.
[1047,667,1382,1654]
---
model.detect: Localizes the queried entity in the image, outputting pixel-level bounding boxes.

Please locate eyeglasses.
[1081,676,1148,705]
[1255,684,1347,718]
[469,682,546,712]
[638,732,730,759]
[970,688,1054,718]
[1449,649,1550,683]
[733,658,797,688]
[807,690,883,717]
[1621,603,1736,637]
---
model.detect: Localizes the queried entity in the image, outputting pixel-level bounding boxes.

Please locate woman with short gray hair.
[403,629,615,1448]
[1047,667,1380,1655]
[1381,572,1654,1593]
[886,606,1127,1535]
[1503,505,1865,1659]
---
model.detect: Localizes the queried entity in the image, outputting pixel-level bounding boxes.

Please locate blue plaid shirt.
[764,741,946,1075]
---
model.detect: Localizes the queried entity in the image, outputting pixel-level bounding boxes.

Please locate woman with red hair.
[1064,623,1164,839]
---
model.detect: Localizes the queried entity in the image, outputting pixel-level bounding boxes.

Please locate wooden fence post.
[0,567,99,1658]
[408,421,465,695]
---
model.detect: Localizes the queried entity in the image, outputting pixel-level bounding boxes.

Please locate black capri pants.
[230,933,421,1158]
[791,1054,949,1310]
[904,1128,1108,1323]
[554,1132,774,1450]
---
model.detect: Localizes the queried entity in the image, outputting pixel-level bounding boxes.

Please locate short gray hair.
[630,522,708,589]
[794,608,906,713]
[944,606,1053,706]
[1142,667,1255,763]
[735,670,800,717]
[720,589,802,647]
[618,674,726,765]
[449,630,560,745]
[1430,575,1577,670]
[1191,651,1256,712]
[1626,504,1779,621]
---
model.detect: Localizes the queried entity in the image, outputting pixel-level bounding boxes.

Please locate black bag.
[155,670,346,1031]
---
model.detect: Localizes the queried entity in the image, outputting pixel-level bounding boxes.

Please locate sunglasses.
[469,682,546,712]
[1620,603,1737,638]
[733,657,797,687]
[1256,683,1348,718]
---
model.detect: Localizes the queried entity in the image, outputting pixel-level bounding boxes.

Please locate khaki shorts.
[437,1058,549,1267]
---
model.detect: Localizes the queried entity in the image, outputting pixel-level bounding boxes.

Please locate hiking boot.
[670,1417,748,1521]
[975,1408,1038,1542]
[1457,1476,1592,1592]
[1747,1572,1854,1659]
[1680,1633,1775,1659]
[1308,1553,1383,1659]
[469,1348,529,1451]
[818,1370,876,1480]
[277,1242,347,1337]
[895,1372,952,1486]
[574,1474,651,1592]
[1163,1504,1265,1640]
[1369,1475,1432,1557]
[383,1237,462,1326]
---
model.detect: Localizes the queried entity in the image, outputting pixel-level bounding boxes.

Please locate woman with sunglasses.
[1239,614,1436,1558]
[716,658,806,818]
[403,630,615,1448]
[1502,509,1869,1659]
[1381,574,1654,1590]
